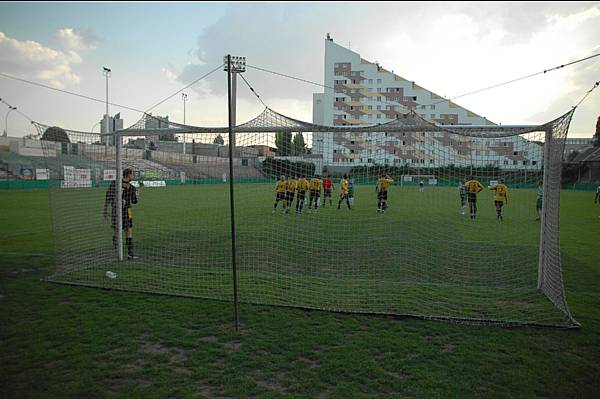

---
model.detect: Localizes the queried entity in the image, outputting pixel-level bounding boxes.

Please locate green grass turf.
[1,186,599,398]
[42,184,568,326]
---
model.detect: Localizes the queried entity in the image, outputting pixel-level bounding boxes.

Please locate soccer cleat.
[127,254,139,260]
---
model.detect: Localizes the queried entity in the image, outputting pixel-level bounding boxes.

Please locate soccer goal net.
[36,109,578,327]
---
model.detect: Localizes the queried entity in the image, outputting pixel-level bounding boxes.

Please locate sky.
[0,1,599,140]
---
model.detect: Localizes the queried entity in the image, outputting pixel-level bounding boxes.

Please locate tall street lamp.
[182,92,188,154]
[4,105,17,137]
[103,67,111,145]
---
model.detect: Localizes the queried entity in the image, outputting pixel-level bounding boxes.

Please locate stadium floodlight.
[223,55,246,73]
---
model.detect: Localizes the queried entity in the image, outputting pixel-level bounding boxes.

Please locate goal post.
[34,108,579,328]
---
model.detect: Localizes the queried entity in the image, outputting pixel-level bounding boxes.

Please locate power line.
[144,63,224,113]
[574,80,600,109]
[246,63,413,114]
[248,52,600,111]
[0,64,225,123]
[0,71,146,113]
[427,53,600,107]
[238,73,268,108]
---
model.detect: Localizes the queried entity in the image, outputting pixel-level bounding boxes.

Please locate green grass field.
[1,186,599,398]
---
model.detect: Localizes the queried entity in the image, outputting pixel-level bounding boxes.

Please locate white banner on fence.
[62,165,92,188]
[142,180,166,187]
[61,181,92,189]
[36,169,49,180]
[104,169,116,181]
[428,178,438,185]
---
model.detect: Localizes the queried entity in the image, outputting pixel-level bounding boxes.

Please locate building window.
[377,96,382,101]
[430,105,436,110]
[532,161,537,165]
[368,79,373,84]
[377,88,382,93]
[376,114,382,119]
[504,160,508,165]
[431,114,436,119]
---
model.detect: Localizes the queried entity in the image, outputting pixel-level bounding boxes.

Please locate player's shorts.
[297,190,306,200]
[111,208,133,230]
[275,192,285,201]
[310,189,320,198]
[286,191,295,202]
[324,188,332,197]
[536,198,543,210]
[468,193,477,203]
[339,193,348,200]
[495,200,504,207]
[377,190,388,200]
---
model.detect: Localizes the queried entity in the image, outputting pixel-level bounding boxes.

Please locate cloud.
[55,27,100,51]
[0,31,82,88]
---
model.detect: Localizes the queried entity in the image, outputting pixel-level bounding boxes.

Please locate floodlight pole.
[225,54,244,331]
[182,93,188,154]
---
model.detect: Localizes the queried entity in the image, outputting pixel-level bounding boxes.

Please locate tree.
[213,134,225,145]
[159,134,178,142]
[41,126,70,143]
[275,131,293,156]
[292,133,307,156]
[593,116,600,147]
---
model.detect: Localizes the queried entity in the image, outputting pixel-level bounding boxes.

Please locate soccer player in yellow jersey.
[296,175,309,214]
[464,176,484,220]
[337,174,352,210]
[273,175,287,213]
[308,174,322,211]
[490,178,508,221]
[285,175,298,214]
[376,174,394,213]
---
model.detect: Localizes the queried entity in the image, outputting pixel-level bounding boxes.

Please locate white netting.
[34,108,578,327]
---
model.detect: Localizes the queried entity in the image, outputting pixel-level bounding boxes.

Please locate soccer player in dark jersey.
[464,176,484,220]
[490,178,509,221]
[322,175,335,208]
[285,175,298,214]
[459,180,467,215]
[376,174,394,213]
[337,174,352,210]
[536,180,543,221]
[103,168,139,259]
[296,175,309,214]
[273,175,287,213]
[308,174,322,212]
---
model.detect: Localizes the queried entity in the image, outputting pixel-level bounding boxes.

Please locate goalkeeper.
[104,168,139,260]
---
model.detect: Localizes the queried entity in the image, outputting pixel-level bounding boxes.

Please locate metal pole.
[116,133,123,261]
[182,93,187,155]
[537,127,552,290]
[227,55,240,331]
[231,73,237,152]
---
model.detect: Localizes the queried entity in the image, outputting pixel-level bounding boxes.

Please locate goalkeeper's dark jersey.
[106,180,138,212]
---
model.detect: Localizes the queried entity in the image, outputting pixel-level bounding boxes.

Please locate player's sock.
[126,237,134,256]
